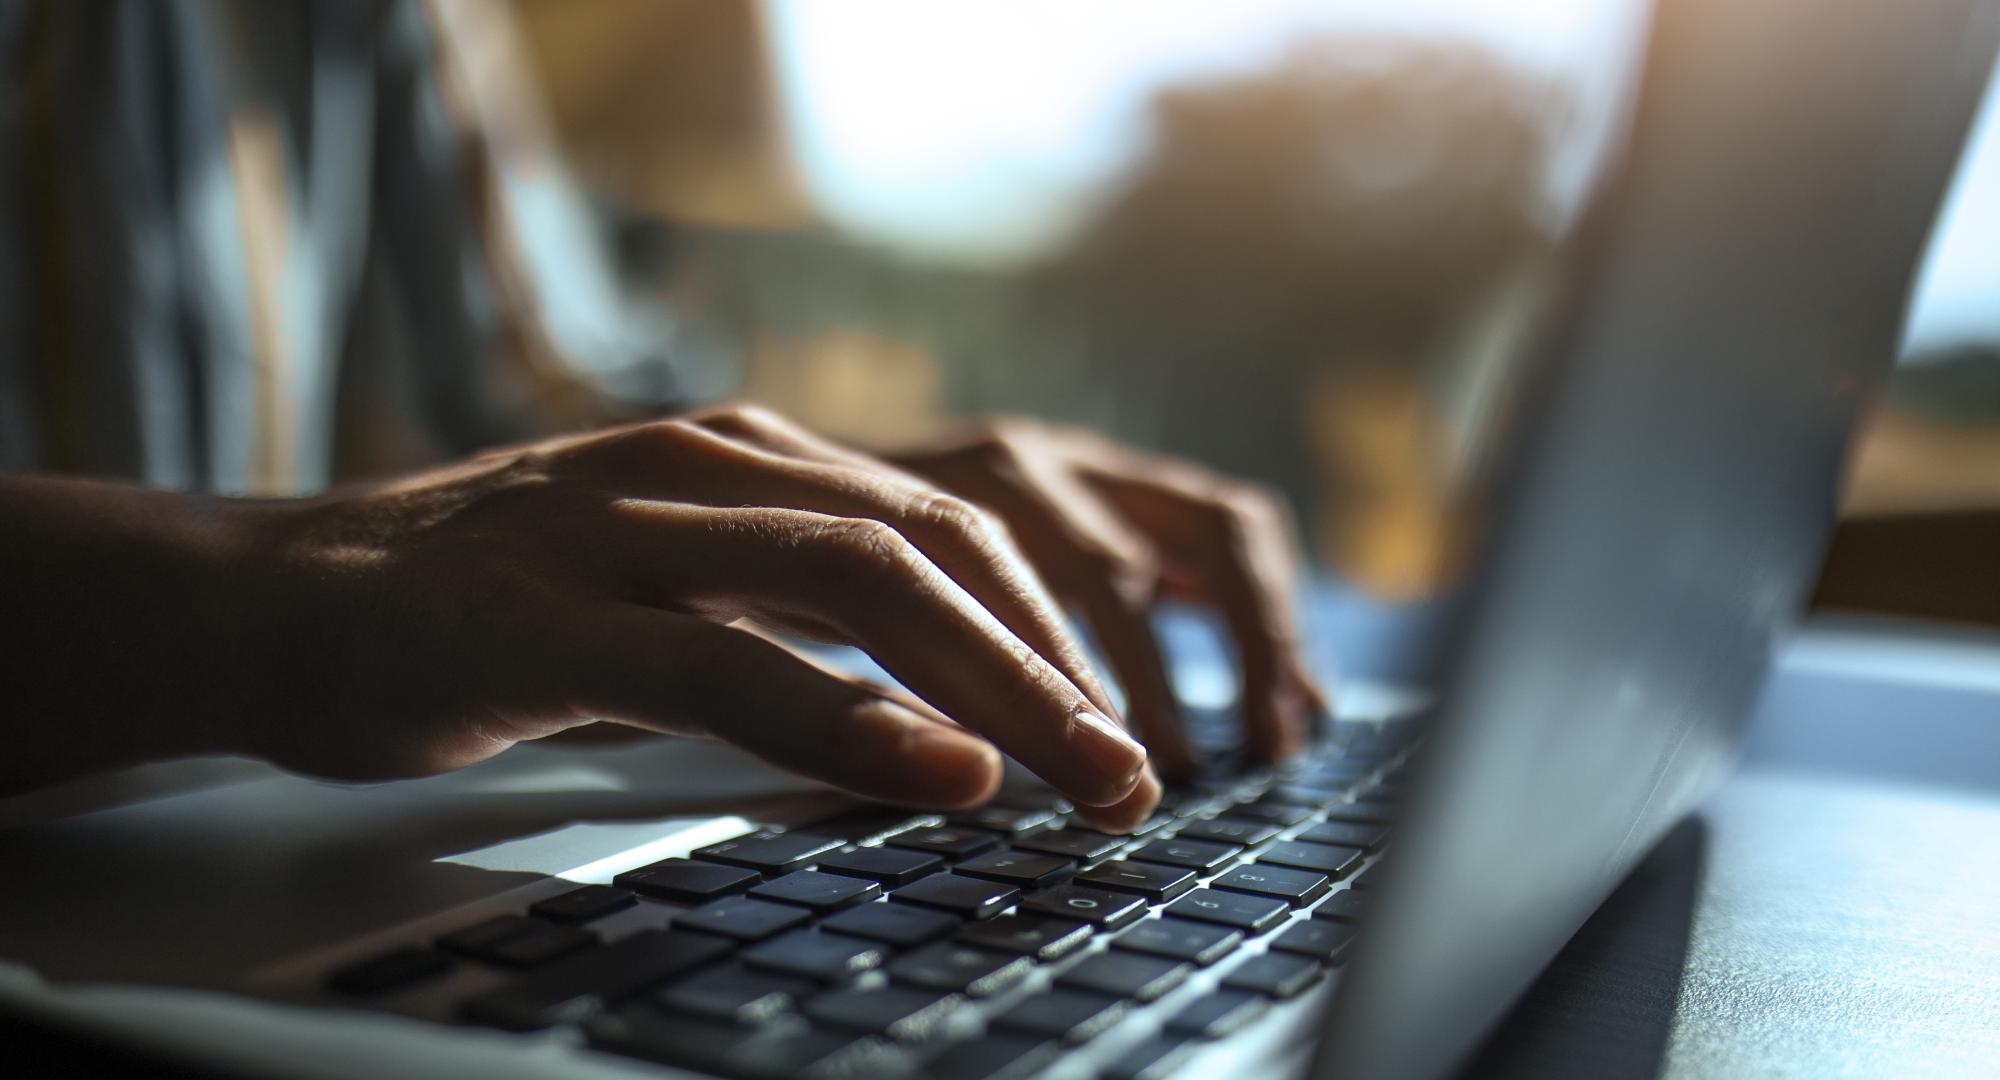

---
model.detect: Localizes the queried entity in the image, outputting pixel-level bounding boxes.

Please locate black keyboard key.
[675,896,813,942]
[1231,801,1316,826]
[1113,918,1243,966]
[891,873,1020,920]
[821,900,960,946]
[1056,952,1189,1002]
[1269,920,1356,964]
[592,1010,872,1079]
[615,858,761,903]
[586,1010,763,1074]
[1165,988,1268,1039]
[1129,837,1240,873]
[1312,890,1370,922]
[1294,821,1389,851]
[485,924,599,968]
[1076,860,1197,903]
[1174,817,1281,846]
[806,806,938,845]
[437,915,544,959]
[802,985,961,1040]
[1210,864,1331,907]
[1164,888,1289,933]
[952,849,1076,890]
[887,942,1032,996]
[1221,951,1322,998]
[741,930,887,982]
[1260,841,1366,878]
[738,1029,882,1078]
[1101,1034,1196,1080]
[926,1031,1059,1079]
[954,914,1091,962]
[1011,828,1126,863]
[747,870,881,912]
[1130,812,1175,835]
[325,946,453,995]
[949,806,1057,835]
[1018,884,1147,930]
[1269,783,1346,806]
[1298,759,1375,784]
[887,827,1001,861]
[437,915,596,968]
[993,988,1129,1044]
[813,847,945,888]
[1164,790,1226,818]
[460,929,733,1030]
[692,831,845,875]
[656,962,814,1024]
[1323,800,1397,826]
[990,790,1073,814]
[530,884,637,925]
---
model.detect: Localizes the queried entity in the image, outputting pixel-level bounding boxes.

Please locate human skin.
[0,405,1323,832]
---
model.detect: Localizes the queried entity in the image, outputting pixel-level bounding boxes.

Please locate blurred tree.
[1043,38,1566,595]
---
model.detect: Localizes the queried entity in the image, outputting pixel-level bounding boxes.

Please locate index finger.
[596,499,1155,810]
[1065,437,1326,761]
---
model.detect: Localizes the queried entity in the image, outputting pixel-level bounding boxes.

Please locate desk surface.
[1471,768,2000,1079]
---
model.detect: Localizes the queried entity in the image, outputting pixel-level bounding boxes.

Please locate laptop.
[1,0,1992,1077]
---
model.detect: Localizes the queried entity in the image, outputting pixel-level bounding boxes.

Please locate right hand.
[227,405,1160,831]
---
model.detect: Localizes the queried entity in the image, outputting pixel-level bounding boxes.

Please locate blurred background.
[445,0,1999,603]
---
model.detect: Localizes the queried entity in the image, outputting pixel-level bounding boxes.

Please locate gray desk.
[1473,616,2000,1078]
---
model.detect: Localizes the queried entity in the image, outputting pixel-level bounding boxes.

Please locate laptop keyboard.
[322,718,1415,1079]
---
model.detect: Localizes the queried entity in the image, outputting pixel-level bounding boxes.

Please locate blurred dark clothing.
[0,0,653,494]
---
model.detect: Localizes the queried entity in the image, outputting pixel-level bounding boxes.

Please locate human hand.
[895,420,1326,778]
[228,405,1160,830]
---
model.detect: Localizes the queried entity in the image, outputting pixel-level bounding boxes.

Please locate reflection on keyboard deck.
[324,717,1417,1079]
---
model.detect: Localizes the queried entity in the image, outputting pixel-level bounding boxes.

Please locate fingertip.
[894,708,1005,809]
[1066,706,1149,807]
[1243,673,1323,764]
[1294,656,1334,716]
[1072,765,1161,834]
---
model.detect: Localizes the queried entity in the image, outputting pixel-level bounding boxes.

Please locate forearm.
[0,477,266,793]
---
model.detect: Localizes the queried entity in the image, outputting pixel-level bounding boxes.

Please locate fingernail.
[1071,706,1147,796]
[1078,765,1162,834]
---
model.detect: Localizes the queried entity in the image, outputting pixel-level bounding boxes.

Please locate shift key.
[459,929,733,1031]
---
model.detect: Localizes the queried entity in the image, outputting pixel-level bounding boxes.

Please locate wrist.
[0,480,279,789]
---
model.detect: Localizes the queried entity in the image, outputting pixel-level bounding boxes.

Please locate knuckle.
[725,401,781,428]
[496,446,557,481]
[972,434,1035,481]
[1208,480,1287,534]
[969,416,1025,443]
[814,516,919,575]
[699,401,788,435]
[1070,531,1155,580]
[968,417,1041,456]
[1073,539,1158,602]
[906,491,991,539]
[631,418,708,453]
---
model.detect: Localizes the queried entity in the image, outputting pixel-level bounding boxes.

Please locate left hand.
[891,420,1327,777]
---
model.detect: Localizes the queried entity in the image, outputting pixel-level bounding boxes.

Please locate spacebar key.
[460,929,733,1031]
